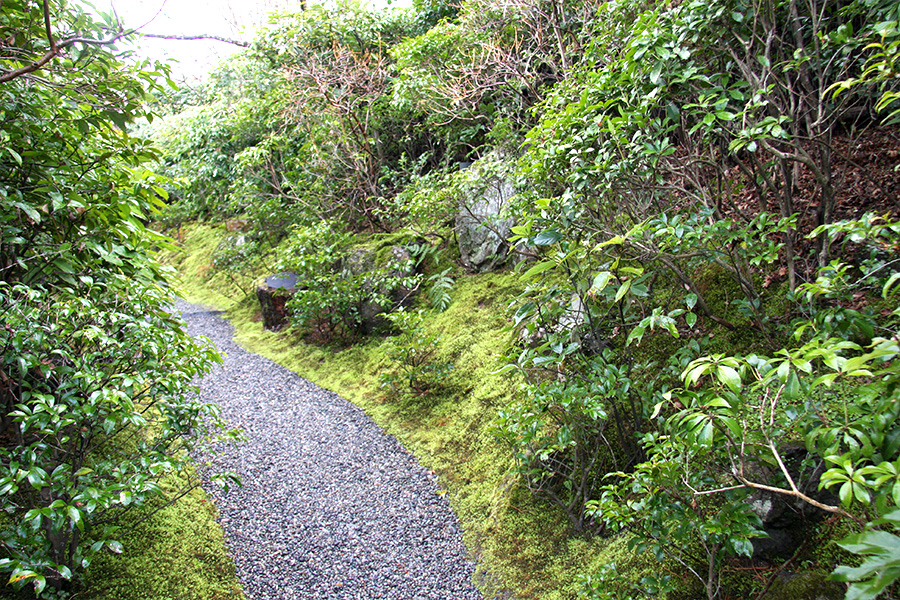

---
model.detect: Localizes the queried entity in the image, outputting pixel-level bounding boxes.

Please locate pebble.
[177,301,483,600]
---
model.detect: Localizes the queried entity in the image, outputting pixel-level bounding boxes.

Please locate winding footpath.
[177,300,482,600]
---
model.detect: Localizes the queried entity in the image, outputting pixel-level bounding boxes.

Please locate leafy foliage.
[276,222,421,344]
[379,308,453,395]
[579,217,900,599]
[832,509,900,600]
[0,1,234,595]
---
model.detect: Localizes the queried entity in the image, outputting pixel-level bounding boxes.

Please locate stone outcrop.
[746,444,837,559]
[455,153,517,273]
[346,245,419,335]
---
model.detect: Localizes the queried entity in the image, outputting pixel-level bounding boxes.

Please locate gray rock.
[347,245,419,335]
[456,153,517,273]
[746,448,836,559]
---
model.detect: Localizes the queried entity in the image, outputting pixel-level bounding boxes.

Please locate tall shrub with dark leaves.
[0,1,232,595]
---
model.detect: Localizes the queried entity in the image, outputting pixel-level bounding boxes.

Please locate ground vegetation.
[32,0,900,598]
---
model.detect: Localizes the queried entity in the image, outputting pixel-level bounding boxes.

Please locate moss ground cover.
[78,483,244,600]
[163,223,678,599]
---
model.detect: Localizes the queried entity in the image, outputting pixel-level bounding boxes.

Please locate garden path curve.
[178,300,482,600]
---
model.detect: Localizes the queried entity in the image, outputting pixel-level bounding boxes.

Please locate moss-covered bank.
[161,222,680,600]
[79,483,244,600]
[0,468,244,600]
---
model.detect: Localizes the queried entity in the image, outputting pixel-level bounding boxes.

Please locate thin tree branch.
[2,0,247,84]
[0,30,130,83]
[43,0,56,52]
[137,33,250,47]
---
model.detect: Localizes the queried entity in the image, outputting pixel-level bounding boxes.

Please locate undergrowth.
[164,223,871,600]
[164,223,687,600]
[78,482,244,600]
[0,466,244,600]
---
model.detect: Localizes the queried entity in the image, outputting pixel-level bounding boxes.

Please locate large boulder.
[456,153,518,273]
[519,293,610,357]
[746,444,837,559]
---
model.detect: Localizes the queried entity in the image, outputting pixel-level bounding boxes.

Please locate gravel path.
[177,300,482,600]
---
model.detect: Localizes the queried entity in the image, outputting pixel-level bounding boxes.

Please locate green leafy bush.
[277,222,421,343]
[583,215,900,599]
[0,2,238,595]
[832,508,900,600]
[379,308,453,395]
[0,281,228,595]
[493,353,645,532]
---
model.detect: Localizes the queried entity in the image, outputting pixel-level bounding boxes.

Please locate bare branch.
[2,0,247,84]
[137,32,250,47]
[733,472,863,525]
[0,29,128,83]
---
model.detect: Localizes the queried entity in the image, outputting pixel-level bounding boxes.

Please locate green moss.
[157,223,252,308]
[0,469,246,600]
[759,572,844,600]
[350,230,423,266]
[80,479,244,600]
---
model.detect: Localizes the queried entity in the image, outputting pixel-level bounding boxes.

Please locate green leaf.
[686,312,697,328]
[627,325,646,346]
[68,505,84,531]
[13,201,41,223]
[839,480,854,508]
[684,362,710,387]
[521,260,556,280]
[106,109,128,130]
[697,420,714,446]
[6,147,22,166]
[832,525,900,600]
[50,192,65,211]
[591,271,612,292]
[685,293,697,310]
[533,230,563,246]
[596,235,625,248]
[716,365,742,392]
[719,416,743,439]
[706,398,732,408]
[785,372,800,399]
[883,273,900,298]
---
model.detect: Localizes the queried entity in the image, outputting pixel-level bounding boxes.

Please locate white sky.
[101,0,412,81]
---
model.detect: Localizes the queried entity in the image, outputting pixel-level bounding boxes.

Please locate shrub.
[277,222,421,343]
[379,308,453,395]
[0,2,237,594]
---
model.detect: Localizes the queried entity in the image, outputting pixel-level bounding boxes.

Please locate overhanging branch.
[137,33,250,47]
[0,0,249,84]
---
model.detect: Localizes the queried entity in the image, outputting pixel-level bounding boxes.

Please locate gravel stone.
[177,300,482,600]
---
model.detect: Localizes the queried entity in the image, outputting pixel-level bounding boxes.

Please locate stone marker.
[257,272,300,331]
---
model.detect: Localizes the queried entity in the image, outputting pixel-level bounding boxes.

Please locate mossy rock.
[760,571,844,600]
